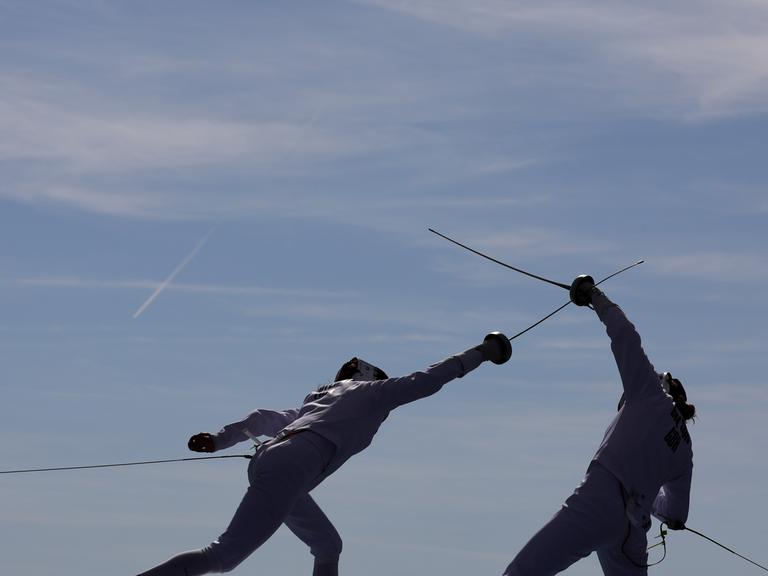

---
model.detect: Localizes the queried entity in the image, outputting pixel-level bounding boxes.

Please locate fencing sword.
[428,228,644,341]
[428,228,570,289]
[506,259,645,341]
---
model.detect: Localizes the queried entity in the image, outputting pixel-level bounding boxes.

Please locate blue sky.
[1,1,767,574]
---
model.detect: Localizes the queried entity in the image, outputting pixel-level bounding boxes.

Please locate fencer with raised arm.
[503,277,695,576]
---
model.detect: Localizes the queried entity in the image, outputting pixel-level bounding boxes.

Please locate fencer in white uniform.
[503,277,695,576]
[137,332,512,576]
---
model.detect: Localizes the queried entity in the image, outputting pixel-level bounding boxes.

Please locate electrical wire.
[622,522,668,568]
[684,526,768,572]
[0,454,252,475]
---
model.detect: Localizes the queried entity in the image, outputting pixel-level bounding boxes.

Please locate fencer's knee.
[216,556,245,574]
[313,533,342,562]
[330,532,343,556]
[206,546,249,574]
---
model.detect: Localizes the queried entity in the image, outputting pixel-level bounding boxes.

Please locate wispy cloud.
[3,0,767,226]
[433,227,618,258]
[533,337,606,351]
[648,251,768,281]
[354,0,768,118]
[0,82,344,173]
[353,0,640,34]
[0,71,515,220]
[2,185,173,219]
[384,193,550,210]
[474,158,539,175]
[7,276,356,299]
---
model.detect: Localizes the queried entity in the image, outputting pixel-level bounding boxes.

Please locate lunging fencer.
[137,332,512,576]
[503,276,695,576]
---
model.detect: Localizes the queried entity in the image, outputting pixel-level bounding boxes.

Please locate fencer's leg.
[504,463,627,576]
[207,482,297,572]
[207,436,331,572]
[284,493,343,574]
[503,504,595,576]
[138,434,329,575]
[136,549,212,576]
[595,522,648,576]
[312,559,339,576]
[137,482,290,576]
[285,493,343,562]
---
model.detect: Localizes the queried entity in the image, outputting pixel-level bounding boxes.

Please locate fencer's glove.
[477,331,512,365]
[666,520,686,531]
[188,432,216,453]
[570,274,600,306]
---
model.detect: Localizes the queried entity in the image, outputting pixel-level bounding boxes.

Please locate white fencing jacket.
[211,349,484,478]
[592,292,693,529]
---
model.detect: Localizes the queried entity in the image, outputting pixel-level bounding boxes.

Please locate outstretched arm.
[189,408,300,452]
[378,332,511,409]
[571,276,658,403]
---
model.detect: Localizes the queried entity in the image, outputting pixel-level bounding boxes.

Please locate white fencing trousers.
[137,431,341,576]
[503,462,649,576]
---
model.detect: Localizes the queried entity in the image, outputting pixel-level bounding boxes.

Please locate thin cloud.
[8,276,356,299]
[622,32,768,117]
[3,1,766,227]
[0,91,341,173]
[384,194,550,210]
[474,158,539,175]
[648,251,768,281]
[436,228,618,257]
[533,337,606,351]
[3,186,171,220]
[354,0,768,117]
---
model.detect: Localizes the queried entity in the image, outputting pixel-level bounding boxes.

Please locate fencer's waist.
[271,428,335,453]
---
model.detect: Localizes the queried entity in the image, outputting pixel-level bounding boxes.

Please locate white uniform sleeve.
[212,408,300,451]
[652,468,692,525]
[593,292,659,403]
[376,348,485,410]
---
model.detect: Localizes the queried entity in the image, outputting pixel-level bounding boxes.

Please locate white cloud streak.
[132,228,215,319]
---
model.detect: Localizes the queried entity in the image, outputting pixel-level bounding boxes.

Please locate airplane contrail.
[133,227,216,319]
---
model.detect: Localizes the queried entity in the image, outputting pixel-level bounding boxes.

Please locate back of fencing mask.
[335,357,388,382]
